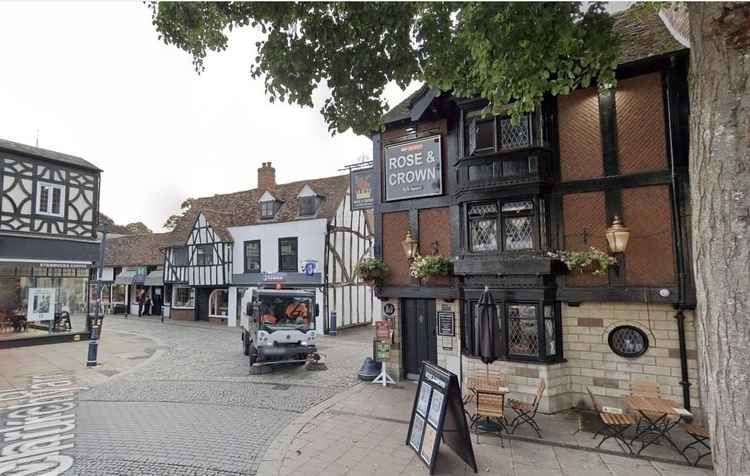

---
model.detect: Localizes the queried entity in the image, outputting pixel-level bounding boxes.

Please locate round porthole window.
[608,326,649,358]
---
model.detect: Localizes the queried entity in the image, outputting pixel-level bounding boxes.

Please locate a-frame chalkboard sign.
[405,362,477,474]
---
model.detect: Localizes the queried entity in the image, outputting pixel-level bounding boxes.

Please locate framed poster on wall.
[27,288,56,322]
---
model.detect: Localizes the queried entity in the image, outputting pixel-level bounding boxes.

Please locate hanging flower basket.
[547,247,616,276]
[410,255,452,281]
[355,257,389,286]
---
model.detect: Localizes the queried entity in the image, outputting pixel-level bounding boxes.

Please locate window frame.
[173,247,189,266]
[195,244,214,266]
[36,182,65,217]
[297,196,319,217]
[244,240,261,273]
[259,199,278,220]
[462,109,535,158]
[172,286,195,309]
[466,198,541,254]
[462,299,562,364]
[278,237,298,273]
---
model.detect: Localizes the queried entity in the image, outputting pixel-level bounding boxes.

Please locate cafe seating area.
[463,373,713,468]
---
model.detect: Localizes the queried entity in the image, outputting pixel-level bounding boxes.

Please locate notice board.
[405,362,477,474]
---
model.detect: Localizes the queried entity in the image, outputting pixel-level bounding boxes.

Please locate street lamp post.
[87,223,108,367]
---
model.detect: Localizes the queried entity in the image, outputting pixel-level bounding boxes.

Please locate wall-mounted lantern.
[402,230,419,262]
[606,215,631,254]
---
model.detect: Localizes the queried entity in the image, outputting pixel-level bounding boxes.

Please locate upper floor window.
[196,244,213,266]
[463,109,538,158]
[37,182,65,217]
[298,196,320,217]
[258,191,280,220]
[173,247,188,266]
[467,199,543,253]
[278,237,298,272]
[244,240,261,273]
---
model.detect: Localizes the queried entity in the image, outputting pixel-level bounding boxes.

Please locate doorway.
[401,298,437,380]
[196,288,210,321]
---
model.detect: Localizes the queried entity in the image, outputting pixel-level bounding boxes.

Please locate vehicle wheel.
[248,344,258,366]
[242,332,250,356]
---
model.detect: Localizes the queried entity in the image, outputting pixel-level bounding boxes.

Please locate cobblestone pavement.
[66,316,372,476]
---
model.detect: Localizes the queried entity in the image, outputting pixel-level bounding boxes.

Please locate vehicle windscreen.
[257,295,314,332]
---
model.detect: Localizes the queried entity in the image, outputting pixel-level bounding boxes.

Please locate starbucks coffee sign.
[384,136,442,201]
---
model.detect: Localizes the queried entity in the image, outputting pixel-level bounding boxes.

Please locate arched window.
[209,289,228,318]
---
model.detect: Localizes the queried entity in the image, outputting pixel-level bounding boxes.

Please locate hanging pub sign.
[406,362,477,474]
[384,136,442,201]
[350,167,374,210]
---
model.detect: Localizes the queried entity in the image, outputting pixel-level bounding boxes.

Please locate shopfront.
[0,261,93,346]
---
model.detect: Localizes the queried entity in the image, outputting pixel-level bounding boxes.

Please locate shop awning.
[144,270,163,287]
[114,269,146,285]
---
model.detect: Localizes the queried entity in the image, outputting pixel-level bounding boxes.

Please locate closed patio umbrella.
[474,286,500,376]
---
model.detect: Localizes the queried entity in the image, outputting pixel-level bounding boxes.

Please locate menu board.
[438,311,455,336]
[405,362,477,474]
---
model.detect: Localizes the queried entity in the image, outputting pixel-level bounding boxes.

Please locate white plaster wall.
[227,218,327,331]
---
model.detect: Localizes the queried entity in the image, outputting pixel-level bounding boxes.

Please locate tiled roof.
[0,138,101,172]
[104,232,174,267]
[170,174,350,245]
[612,7,686,65]
[381,8,687,126]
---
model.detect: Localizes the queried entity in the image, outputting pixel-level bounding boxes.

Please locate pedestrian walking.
[144,294,152,316]
[137,289,145,317]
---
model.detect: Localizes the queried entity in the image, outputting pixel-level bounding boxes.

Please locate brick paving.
[258,383,714,476]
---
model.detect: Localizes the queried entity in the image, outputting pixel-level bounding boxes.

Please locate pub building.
[370,8,700,414]
[0,138,102,347]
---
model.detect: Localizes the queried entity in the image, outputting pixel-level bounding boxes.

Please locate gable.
[297,184,318,198]
[258,191,277,202]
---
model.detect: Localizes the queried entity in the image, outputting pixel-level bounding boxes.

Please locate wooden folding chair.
[508,378,546,438]
[475,392,506,447]
[680,423,711,466]
[587,387,634,453]
[463,373,506,420]
[629,378,674,432]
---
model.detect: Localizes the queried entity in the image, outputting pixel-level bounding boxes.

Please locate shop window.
[196,245,213,266]
[173,286,194,308]
[462,300,561,363]
[244,240,261,273]
[209,289,228,318]
[173,247,188,266]
[467,199,540,253]
[278,237,298,272]
[609,326,649,358]
[111,284,126,303]
[37,182,65,217]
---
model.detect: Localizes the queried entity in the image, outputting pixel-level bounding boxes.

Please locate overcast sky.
[0,2,418,232]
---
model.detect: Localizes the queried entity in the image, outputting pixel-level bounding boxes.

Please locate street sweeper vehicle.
[240,288,319,368]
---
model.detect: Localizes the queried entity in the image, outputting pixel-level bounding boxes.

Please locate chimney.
[258,162,276,192]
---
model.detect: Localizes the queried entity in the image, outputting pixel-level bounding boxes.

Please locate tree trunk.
[688,3,750,473]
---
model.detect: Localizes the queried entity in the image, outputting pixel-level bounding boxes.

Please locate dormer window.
[258,191,280,220]
[296,184,321,217]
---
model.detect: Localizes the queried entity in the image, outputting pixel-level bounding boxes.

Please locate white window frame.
[37,182,65,217]
[208,289,228,318]
[172,286,195,309]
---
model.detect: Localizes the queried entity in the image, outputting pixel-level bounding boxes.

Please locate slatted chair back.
[630,378,660,398]
[587,387,602,413]
[532,378,546,409]
[476,393,504,419]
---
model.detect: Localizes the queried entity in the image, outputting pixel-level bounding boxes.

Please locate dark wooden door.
[401,298,437,380]
[196,288,210,321]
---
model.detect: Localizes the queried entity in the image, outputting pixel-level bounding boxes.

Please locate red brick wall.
[419,207,451,286]
[616,73,668,174]
[558,88,603,182]
[621,185,676,286]
[562,192,608,287]
[382,211,410,286]
[170,308,194,321]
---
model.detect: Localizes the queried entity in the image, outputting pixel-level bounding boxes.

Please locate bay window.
[173,286,194,308]
[468,198,547,253]
[462,300,562,363]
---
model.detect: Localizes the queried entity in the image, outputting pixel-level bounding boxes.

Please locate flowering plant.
[354,257,389,283]
[547,247,616,275]
[409,255,452,279]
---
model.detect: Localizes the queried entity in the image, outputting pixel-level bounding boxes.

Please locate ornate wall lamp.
[605,215,631,254]
[402,230,419,262]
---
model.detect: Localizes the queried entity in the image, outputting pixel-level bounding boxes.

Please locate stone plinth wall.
[170,308,194,321]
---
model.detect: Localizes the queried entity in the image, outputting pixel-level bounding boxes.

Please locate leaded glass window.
[544,304,556,356]
[609,326,649,358]
[507,304,538,357]
[499,116,532,150]
[502,201,534,251]
[468,203,498,252]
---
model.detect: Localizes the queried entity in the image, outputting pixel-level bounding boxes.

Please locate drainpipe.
[674,310,691,411]
[665,57,691,411]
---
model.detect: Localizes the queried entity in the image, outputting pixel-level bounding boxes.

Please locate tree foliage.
[124,222,153,234]
[150,2,618,134]
[163,198,194,230]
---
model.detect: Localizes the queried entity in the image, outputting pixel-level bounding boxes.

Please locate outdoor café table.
[624,395,690,456]
[466,376,510,430]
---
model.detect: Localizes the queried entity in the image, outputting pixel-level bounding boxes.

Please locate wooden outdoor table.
[624,395,688,456]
